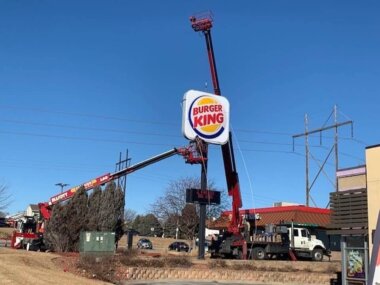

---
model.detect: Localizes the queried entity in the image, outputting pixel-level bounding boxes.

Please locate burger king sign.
[182,90,230,145]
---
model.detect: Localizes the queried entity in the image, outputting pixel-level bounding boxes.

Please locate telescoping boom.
[38,142,205,220]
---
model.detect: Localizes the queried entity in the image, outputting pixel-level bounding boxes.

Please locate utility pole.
[293,106,353,207]
[305,114,310,206]
[115,150,131,194]
[334,106,339,194]
[55,182,69,193]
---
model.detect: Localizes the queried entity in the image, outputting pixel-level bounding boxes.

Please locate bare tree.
[180,204,198,240]
[0,184,11,211]
[150,176,229,238]
[124,208,137,229]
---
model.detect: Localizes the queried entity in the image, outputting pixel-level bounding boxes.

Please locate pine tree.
[132,214,162,236]
[99,182,116,231]
[65,186,88,251]
[113,184,125,242]
[132,215,142,233]
[87,186,102,231]
[44,204,70,252]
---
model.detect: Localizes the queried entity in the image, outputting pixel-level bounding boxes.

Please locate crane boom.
[112,148,179,179]
[190,13,242,233]
[38,142,204,220]
[16,142,204,248]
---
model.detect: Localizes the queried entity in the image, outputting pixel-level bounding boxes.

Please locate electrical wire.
[0,104,176,126]
[321,108,334,128]
[230,125,258,235]
[0,130,180,147]
[1,118,180,138]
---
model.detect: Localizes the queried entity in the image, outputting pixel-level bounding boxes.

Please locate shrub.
[163,256,192,268]
[326,263,339,273]
[229,262,259,271]
[208,259,227,269]
[230,263,246,270]
[281,264,297,272]
[121,248,139,259]
[77,255,116,282]
[119,254,192,268]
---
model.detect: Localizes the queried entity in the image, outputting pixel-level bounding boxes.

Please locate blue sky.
[1,1,379,215]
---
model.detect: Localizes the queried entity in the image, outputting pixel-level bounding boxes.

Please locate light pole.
[55,183,69,193]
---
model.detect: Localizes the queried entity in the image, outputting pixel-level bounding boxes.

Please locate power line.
[1,128,364,163]
[3,117,364,150]
[0,130,179,147]
[0,106,369,149]
[233,128,292,136]
[1,118,180,138]
[0,104,177,126]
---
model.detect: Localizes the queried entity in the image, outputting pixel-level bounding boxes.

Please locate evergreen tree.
[163,214,180,238]
[98,182,125,243]
[99,182,116,231]
[87,186,102,231]
[65,186,88,251]
[44,204,70,252]
[113,184,125,242]
[144,213,162,237]
[132,214,163,236]
[132,215,142,233]
[45,181,125,251]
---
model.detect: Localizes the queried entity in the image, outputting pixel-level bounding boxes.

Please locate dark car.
[0,217,9,227]
[137,238,153,249]
[168,241,190,252]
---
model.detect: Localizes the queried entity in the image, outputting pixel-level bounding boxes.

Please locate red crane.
[190,13,243,234]
[38,142,204,220]
[11,141,204,249]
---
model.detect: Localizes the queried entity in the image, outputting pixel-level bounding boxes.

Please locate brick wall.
[124,267,338,284]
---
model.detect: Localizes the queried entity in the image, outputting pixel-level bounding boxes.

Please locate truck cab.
[288,227,331,261]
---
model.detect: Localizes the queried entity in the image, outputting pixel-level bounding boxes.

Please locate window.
[301,229,307,237]
[293,229,299,237]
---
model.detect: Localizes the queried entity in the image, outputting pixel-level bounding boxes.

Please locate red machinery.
[190,13,246,258]
[190,13,243,233]
[11,142,204,249]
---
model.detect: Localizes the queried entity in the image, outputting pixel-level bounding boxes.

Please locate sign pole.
[198,142,207,260]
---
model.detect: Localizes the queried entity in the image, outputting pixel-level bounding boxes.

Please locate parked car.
[0,217,9,227]
[168,241,190,252]
[137,238,153,249]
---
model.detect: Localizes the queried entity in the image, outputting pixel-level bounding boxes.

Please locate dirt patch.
[0,227,14,239]
[0,248,111,285]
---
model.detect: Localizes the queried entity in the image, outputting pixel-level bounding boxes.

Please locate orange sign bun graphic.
[189,96,225,139]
